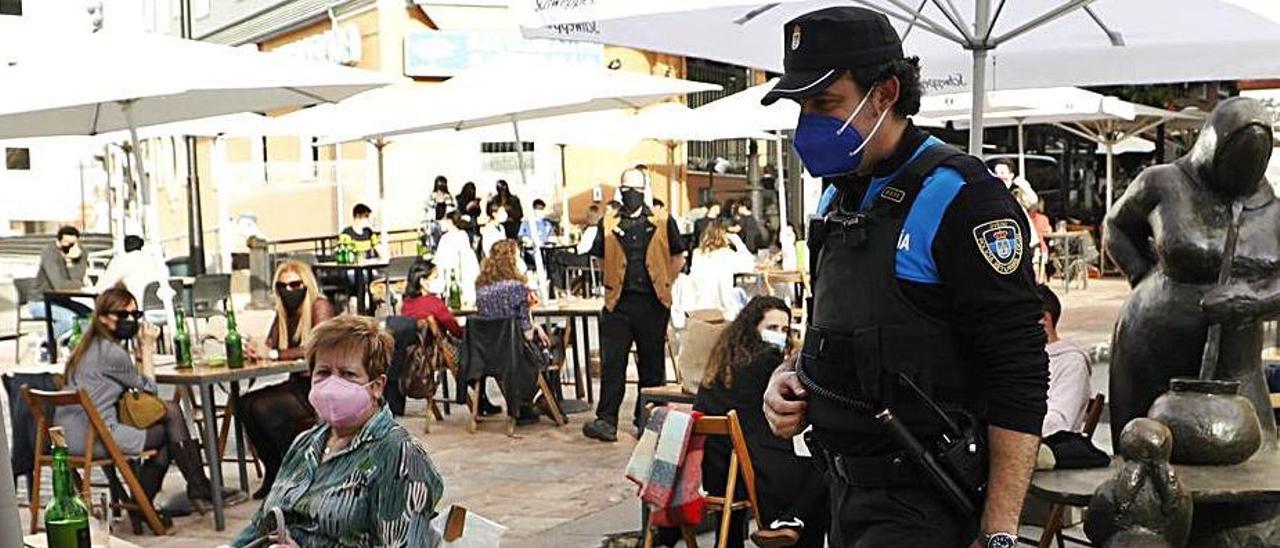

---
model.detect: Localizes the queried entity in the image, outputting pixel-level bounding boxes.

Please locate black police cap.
[761,7,904,106]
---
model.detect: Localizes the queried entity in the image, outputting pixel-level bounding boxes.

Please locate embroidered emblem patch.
[880,186,906,203]
[972,219,1023,275]
[791,25,802,50]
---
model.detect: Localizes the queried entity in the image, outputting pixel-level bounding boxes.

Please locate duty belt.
[805,431,921,488]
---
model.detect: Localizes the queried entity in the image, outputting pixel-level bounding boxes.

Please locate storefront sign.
[274,23,362,66]
[403,30,603,77]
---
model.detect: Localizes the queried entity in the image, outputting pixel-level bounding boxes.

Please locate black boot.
[114,461,174,533]
[174,439,248,513]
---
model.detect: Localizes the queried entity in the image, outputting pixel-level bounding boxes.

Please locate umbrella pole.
[775,132,787,231]
[968,0,992,156]
[121,100,158,250]
[374,138,389,259]
[559,143,570,236]
[511,118,548,299]
[1017,118,1026,177]
[667,141,678,216]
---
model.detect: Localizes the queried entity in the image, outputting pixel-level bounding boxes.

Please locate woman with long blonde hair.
[238,260,334,498]
[686,223,755,321]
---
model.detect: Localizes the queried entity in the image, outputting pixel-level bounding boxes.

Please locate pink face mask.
[308,375,376,429]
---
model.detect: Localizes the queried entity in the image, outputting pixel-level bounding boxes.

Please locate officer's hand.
[763,357,808,438]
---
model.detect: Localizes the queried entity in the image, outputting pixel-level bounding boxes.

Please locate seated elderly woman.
[230,315,444,547]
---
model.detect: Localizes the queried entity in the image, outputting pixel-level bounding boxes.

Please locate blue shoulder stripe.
[896,165,967,284]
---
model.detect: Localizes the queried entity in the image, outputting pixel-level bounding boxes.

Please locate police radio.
[882,373,989,516]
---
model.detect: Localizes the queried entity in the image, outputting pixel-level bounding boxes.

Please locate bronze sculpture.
[1084,418,1193,548]
[1104,96,1279,449]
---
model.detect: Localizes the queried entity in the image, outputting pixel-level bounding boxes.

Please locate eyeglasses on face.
[275,281,306,292]
[104,310,144,321]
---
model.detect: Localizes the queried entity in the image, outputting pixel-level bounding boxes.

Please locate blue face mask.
[792,86,890,177]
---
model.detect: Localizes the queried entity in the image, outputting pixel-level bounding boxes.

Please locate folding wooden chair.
[642,410,762,548]
[462,318,566,436]
[1037,393,1107,548]
[23,386,168,536]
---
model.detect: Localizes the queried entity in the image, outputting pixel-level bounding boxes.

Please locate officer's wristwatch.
[982,532,1018,548]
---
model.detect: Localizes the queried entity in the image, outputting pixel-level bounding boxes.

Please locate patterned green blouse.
[231,405,444,547]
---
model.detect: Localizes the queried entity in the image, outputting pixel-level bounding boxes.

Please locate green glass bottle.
[45,427,90,548]
[447,270,463,310]
[66,318,83,352]
[173,307,193,369]
[224,304,244,369]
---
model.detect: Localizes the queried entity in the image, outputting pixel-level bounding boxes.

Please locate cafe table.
[154,358,307,531]
[310,260,388,316]
[453,297,603,408]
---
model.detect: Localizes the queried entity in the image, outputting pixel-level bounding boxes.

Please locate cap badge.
[791,25,802,50]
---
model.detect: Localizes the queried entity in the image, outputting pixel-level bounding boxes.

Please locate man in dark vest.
[760,7,1048,548]
[583,168,687,442]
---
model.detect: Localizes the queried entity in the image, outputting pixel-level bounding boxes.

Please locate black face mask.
[621,188,645,212]
[59,244,74,254]
[1211,123,1273,198]
[114,318,140,340]
[279,288,307,311]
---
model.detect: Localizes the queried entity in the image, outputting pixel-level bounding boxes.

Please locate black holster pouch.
[892,374,989,514]
[929,409,988,510]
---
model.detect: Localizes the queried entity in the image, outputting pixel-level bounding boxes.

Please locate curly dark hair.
[850,56,923,117]
[702,296,791,389]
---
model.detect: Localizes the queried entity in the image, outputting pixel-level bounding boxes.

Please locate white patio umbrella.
[0,23,395,252]
[518,0,1280,155]
[0,23,394,533]
[928,86,1200,213]
[313,63,719,291]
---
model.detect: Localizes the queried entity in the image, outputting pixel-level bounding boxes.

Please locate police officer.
[760,8,1048,548]
[583,168,687,442]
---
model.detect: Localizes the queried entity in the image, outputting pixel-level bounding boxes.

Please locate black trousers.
[596,291,668,427]
[237,374,315,492]
[828,479,977,547]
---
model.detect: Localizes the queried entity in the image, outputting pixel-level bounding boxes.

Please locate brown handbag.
[118,389,166,428]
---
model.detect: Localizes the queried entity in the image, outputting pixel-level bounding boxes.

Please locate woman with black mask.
[237,260,334,498]
[430,175,455,221]
[491,179,524,238]
[55,285,246,527]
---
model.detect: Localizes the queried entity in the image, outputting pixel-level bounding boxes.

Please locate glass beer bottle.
[45,427,90,548]
[225,304,244,369]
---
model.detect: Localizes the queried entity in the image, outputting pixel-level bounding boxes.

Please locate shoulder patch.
[972,218,1023,275]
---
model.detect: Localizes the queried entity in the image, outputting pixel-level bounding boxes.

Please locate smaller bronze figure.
[1085,418,1193,548]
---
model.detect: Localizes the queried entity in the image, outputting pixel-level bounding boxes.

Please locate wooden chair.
[1037,393,1107,548]
[415,316,455,433]
[642,410,762,548]
[22,387,168,536]
[461,318,566,436]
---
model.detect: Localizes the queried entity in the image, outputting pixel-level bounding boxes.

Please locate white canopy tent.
[518,0,1280,155]
[295,63,719,288]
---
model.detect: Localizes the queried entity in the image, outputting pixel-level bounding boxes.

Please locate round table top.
[1030,447,1280,506]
